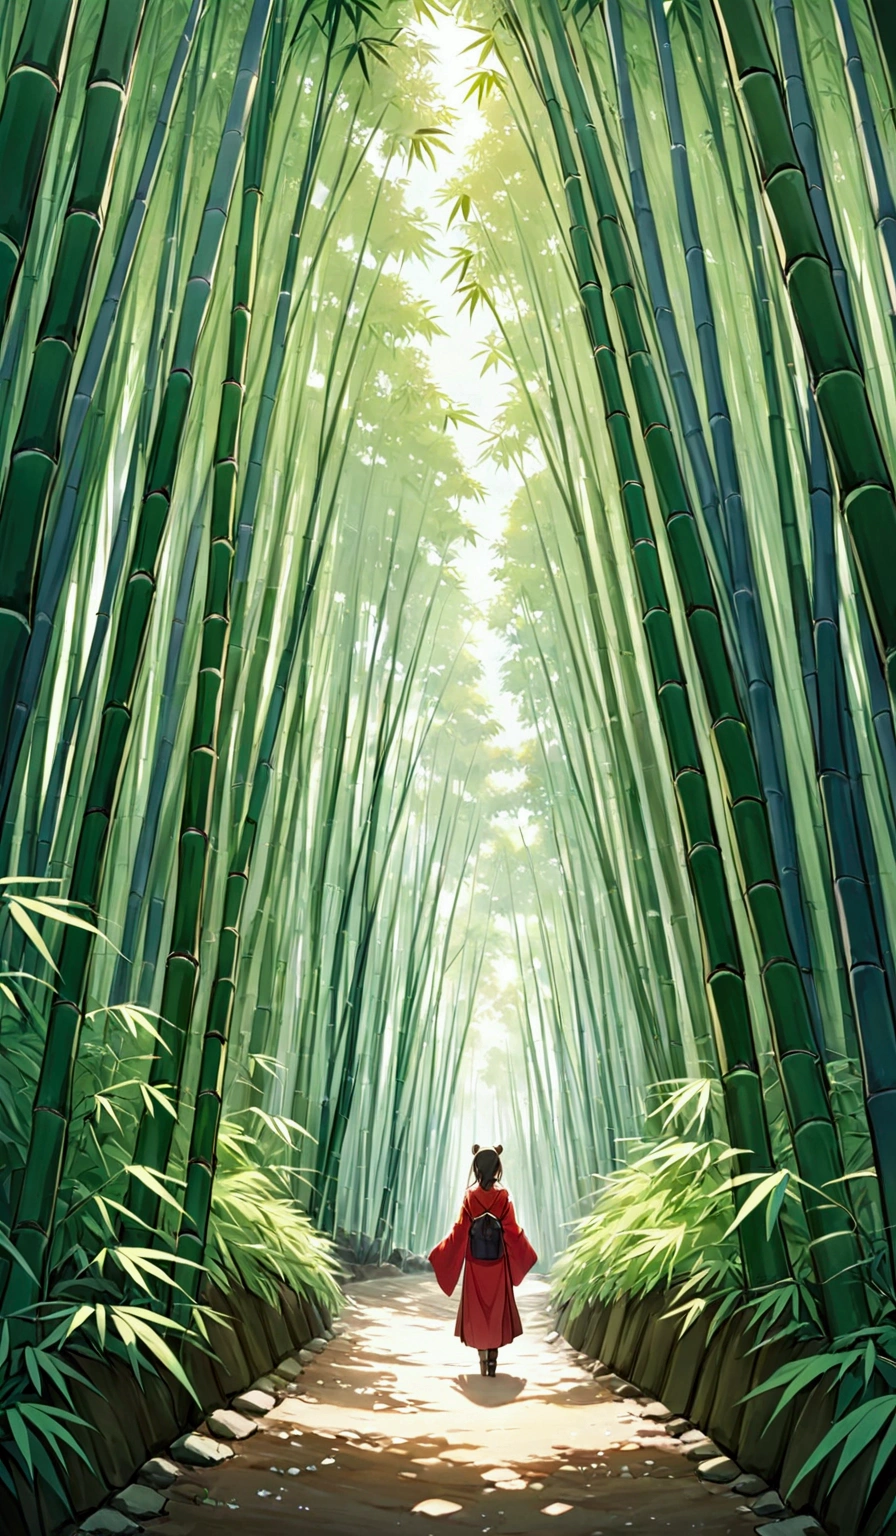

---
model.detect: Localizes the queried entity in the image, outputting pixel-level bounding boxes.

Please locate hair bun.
[472,1143,480,1154]
[495,1144,503,1155]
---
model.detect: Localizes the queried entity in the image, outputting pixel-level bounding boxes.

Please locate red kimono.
[428,1185,537,1350]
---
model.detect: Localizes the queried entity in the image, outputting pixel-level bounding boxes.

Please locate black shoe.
[487,1360,497,1377]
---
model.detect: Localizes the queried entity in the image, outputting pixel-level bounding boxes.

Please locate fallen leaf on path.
[411,1497,463,1517]
[481,1467,516,1482]
[541,1503,573,1516]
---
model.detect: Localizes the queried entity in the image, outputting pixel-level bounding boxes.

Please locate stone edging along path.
[74,1329,342,1535]
[556,1289,895,1536]
[548,1337,821,1536]
[1,1281,335,1536]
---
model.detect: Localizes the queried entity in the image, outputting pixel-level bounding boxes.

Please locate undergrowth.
[551,1079,896,1524]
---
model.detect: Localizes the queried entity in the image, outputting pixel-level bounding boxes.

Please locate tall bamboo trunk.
[0,2,148,755]
[0,0,205,825]
[125,0,283,1241]
[0,0,274,1320]
[710,0,896,705]
[533,1,869,1327]
[0,0,79,329]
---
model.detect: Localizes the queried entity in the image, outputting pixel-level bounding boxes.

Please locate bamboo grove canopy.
[1,0,896,1517]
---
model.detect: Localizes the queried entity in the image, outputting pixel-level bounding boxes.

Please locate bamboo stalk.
[0,0,275,1318]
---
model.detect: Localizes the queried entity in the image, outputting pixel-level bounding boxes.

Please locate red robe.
[428,1185,537,1350]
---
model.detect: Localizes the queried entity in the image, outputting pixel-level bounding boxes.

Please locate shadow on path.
[452,1375,527,1406]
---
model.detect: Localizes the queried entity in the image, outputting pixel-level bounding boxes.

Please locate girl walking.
[428,1144,537,1376]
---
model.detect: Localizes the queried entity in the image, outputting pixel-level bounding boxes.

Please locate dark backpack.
[468,1205,504,1261]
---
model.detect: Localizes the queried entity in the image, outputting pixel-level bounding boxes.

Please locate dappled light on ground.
[161,1276,748,1534]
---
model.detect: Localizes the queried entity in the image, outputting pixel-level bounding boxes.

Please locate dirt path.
[159,1274,761,1535]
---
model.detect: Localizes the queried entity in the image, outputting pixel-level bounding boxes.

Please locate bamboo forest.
[3,0,896,1531]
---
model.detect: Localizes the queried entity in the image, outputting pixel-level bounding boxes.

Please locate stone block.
[753,1492,787,1518]
[251,1373,281,1394]
[703,1314,757,1454]
[256,1289,294,1363]
[206,1409,258,1440]
[111,1485,166,1520]
[632,1302,682,1399]
[279,1284,313,1350]
[201,1282,252,1397]
[563,1302,590,1352]
[697,1456,741,1484]
[685,1439,720,1461]
[581,1304,609,1361]
[599,1297,629,1366]
[733,1473,768,1496]
[605,1374,639,1398]
[615,1294,660,1382]
[170,1433,234,1468]
[79,1511,142,1536]
[659,1305,714,1420]
[231,1388,276,1415]
[138,1459,180,1491]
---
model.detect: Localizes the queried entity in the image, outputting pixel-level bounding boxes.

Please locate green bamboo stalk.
[0,0,79,328]
[808,401,896,1263]
[0,1,148,754]
[133,162,389,1245]
[533,1,870,1323]
[772,0,859,344]
[124,0,284,1246]
[710,0,896,702]
[830,0,896,345]
[642,0,826,1058]
[0,0,207,826]
[0,0,275,1319]
[868,0,896,93]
